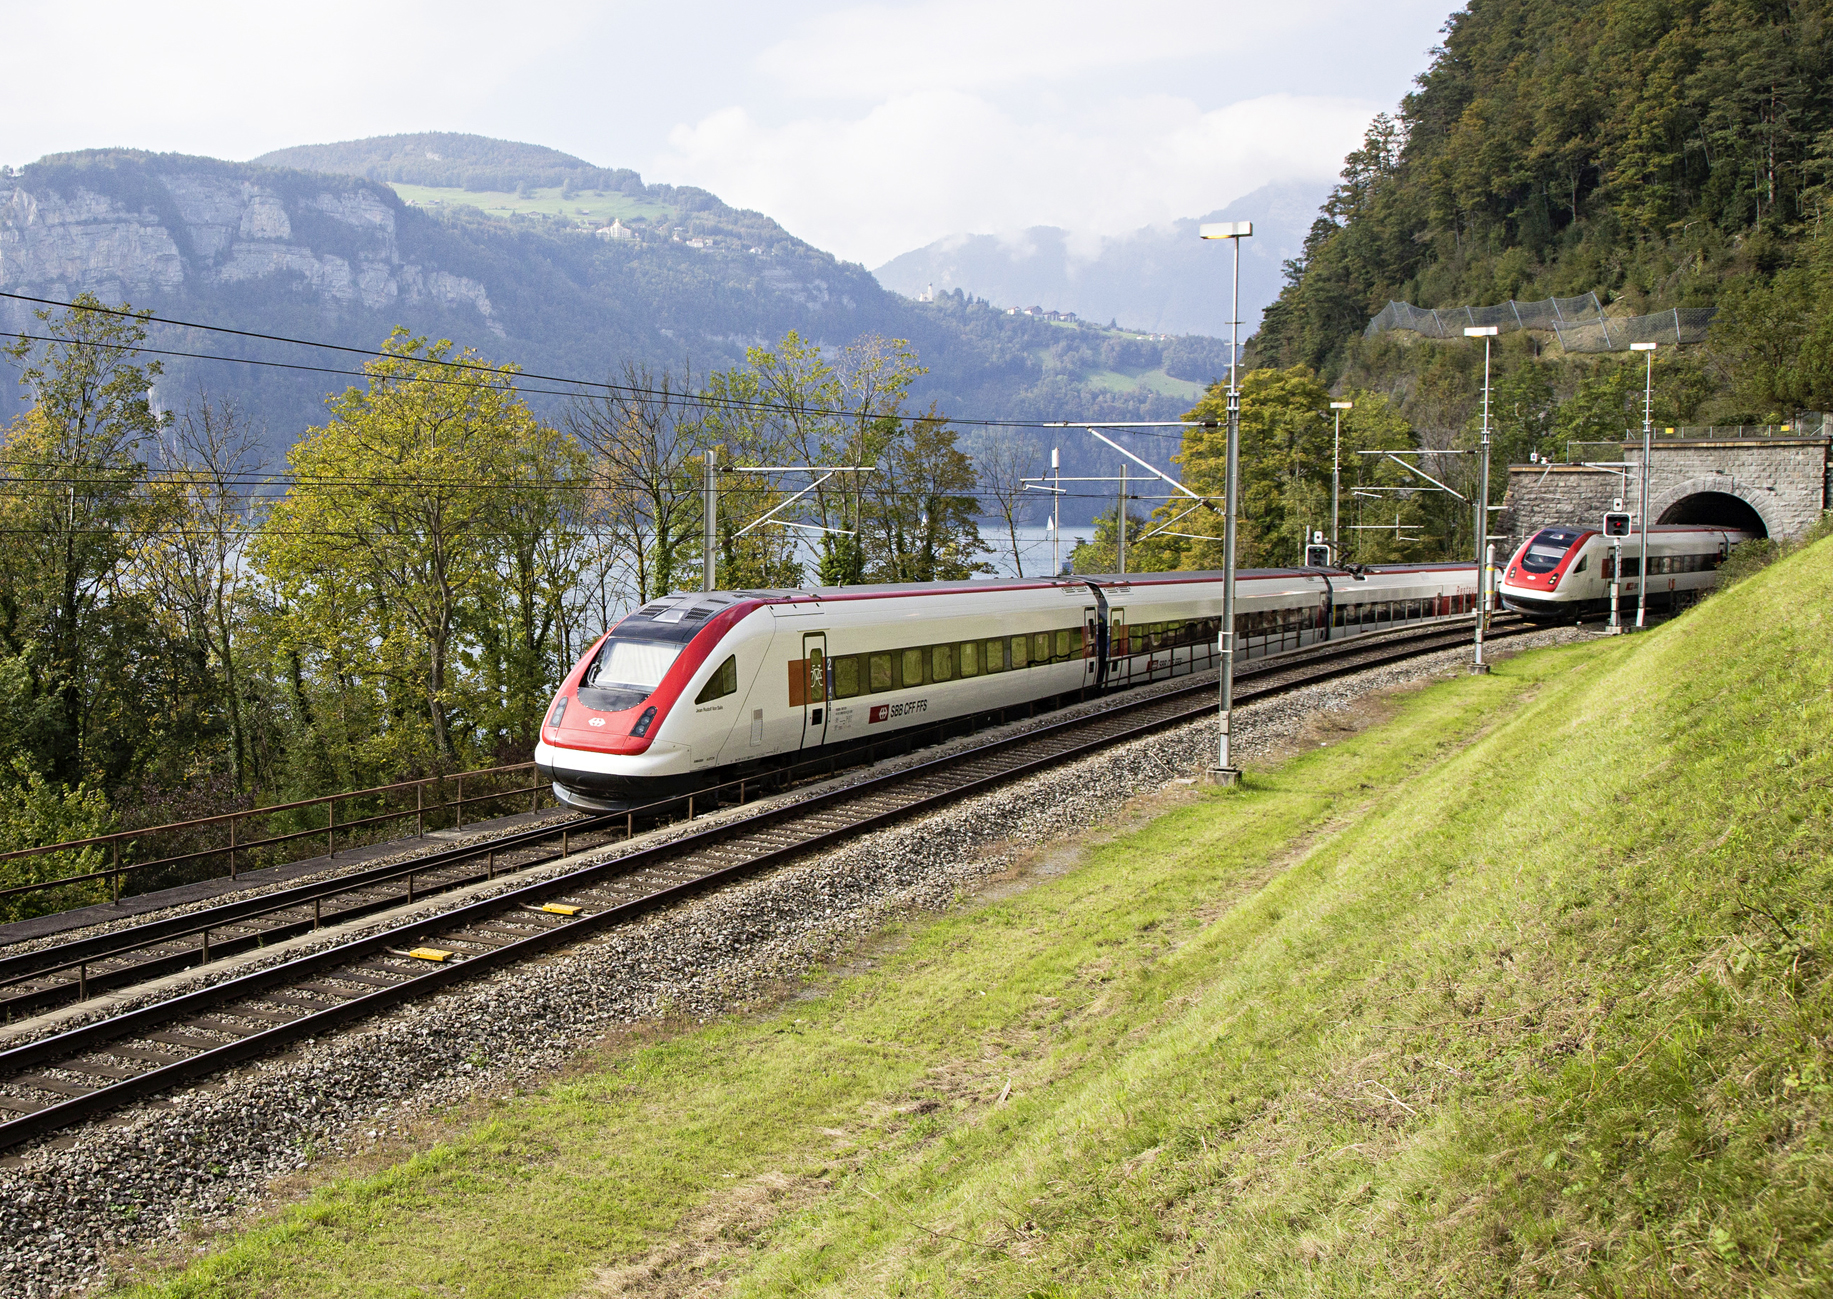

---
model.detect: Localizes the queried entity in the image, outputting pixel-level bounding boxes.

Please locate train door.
[800,632,829,750]
[1109,606,1127,687]
[1083,606,1102,687]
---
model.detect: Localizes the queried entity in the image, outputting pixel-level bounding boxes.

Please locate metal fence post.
[455,775,464,830]
[417,783,424,838]
[110,841,120,904]
[228,814,237,880]
[327,798,335,858]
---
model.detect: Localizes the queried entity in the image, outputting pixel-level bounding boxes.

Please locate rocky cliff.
[2,155,501,337]
[0,148,1211,468]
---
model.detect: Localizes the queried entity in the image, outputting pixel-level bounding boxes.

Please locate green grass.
[114,536,1833,1296]
[386,183,675,228]
[1080,367,1206,400]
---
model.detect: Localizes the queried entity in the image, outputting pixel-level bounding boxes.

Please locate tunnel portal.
[1656,491,1769,536]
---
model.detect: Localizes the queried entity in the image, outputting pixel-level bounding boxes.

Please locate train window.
[1055,628,1076,659]
[1575,554,1589,573]
[869,653,894,692]
[833,655,861,699]
[985,638,1006,672]
[959,641,980,677]
[932,644,955,682]
[1011,635,1029,668]
[899,647,925,687]
[694,655,739,704]
[1033,632,1050,663]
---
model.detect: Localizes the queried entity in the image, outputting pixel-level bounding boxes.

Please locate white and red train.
[535,563,1479,811]
[1497,523,1752,621]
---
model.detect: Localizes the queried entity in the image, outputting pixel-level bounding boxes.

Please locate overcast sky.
[3,0,1453,267]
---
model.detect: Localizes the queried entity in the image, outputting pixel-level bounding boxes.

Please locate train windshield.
[1520,528,1585,574]
[579,637,683,711]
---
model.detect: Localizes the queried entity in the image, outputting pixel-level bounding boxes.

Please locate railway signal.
[1304,531,1331,566]
[1604,502,1630,633]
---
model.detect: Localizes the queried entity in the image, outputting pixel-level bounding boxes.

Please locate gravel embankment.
[0,628,1585,1297]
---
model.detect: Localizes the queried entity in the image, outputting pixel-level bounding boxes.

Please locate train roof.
[628,561,1471,609]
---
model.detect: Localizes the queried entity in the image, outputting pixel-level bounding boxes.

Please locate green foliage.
[0,759,114,922]
[1,295,170,787]
[705,332,989,586]
[253,331,586,778]
[1122,368,1431,571]
[250,132,644,195]
[1257,0,1833,411]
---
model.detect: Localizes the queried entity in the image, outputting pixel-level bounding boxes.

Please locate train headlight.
[1546,573,1559,589]
[546,697,567,729]
[631,705,658,737]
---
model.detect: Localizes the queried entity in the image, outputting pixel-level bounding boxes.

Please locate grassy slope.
[119,539,1831,1297]
[385,184,676,227]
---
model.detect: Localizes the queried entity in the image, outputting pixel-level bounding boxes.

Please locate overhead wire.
[0,290,1202,437]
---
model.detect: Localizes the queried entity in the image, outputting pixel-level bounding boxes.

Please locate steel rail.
[1,614,1479,1000]
[1,614,1519,1023]
[0,614,1533,1152]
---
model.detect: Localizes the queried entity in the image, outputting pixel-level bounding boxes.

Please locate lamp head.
[1199,221,1253,239]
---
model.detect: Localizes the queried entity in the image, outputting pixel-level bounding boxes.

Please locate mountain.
[0,139,1227,499]
[872,180,1329,339]
[1256,0,1833,425]
[252,132,641,194]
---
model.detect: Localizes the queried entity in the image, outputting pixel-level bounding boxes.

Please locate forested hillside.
[1256,0,1833,430]
[1075,0,1833,580]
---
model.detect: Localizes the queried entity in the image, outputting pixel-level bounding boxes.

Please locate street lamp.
[1199,219,1251,786]
[1630,341,1657,630]
[1464,325,1498,674]
[1329,401,1353,560]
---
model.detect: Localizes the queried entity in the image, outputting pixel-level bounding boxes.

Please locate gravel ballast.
[0,628,1586,1297]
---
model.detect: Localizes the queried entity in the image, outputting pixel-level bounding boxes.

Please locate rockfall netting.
[1365,295,1716,351]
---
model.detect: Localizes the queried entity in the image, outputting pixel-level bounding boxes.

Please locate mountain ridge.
[1,140,1228,516]
[873,180,1329,339]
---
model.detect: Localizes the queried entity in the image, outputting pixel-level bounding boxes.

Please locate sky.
[2,0,1454,268]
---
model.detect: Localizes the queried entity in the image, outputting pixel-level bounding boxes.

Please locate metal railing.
[0,763,546,915]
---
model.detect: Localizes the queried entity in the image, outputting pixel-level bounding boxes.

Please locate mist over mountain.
[873,180,1328,339]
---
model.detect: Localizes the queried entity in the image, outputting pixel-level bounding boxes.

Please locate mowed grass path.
[120,537,1832,1297]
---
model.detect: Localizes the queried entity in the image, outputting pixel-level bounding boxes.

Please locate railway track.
[0,614,1533,1152]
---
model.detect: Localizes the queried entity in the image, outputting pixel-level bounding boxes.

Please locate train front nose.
[535,738,696,811]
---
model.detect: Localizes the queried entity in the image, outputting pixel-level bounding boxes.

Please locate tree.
[476,421,592,757]
[565,364,709,609]
[971,433,1042,577]
[133,393,262,790]
[862,414,990,582]
[253,331,543,765]
[704,332,934,588]
[1155,372,1426,569]
[1,295,165,785]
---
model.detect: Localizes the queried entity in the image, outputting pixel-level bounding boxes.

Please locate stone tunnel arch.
[1652,478,1775,538]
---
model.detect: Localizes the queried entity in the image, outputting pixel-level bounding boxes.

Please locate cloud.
[755,0,1346,98]
[660,89,1371,266]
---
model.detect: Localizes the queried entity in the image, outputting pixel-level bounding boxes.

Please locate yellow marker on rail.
[407,947,454,962]
[540,903,581,916]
